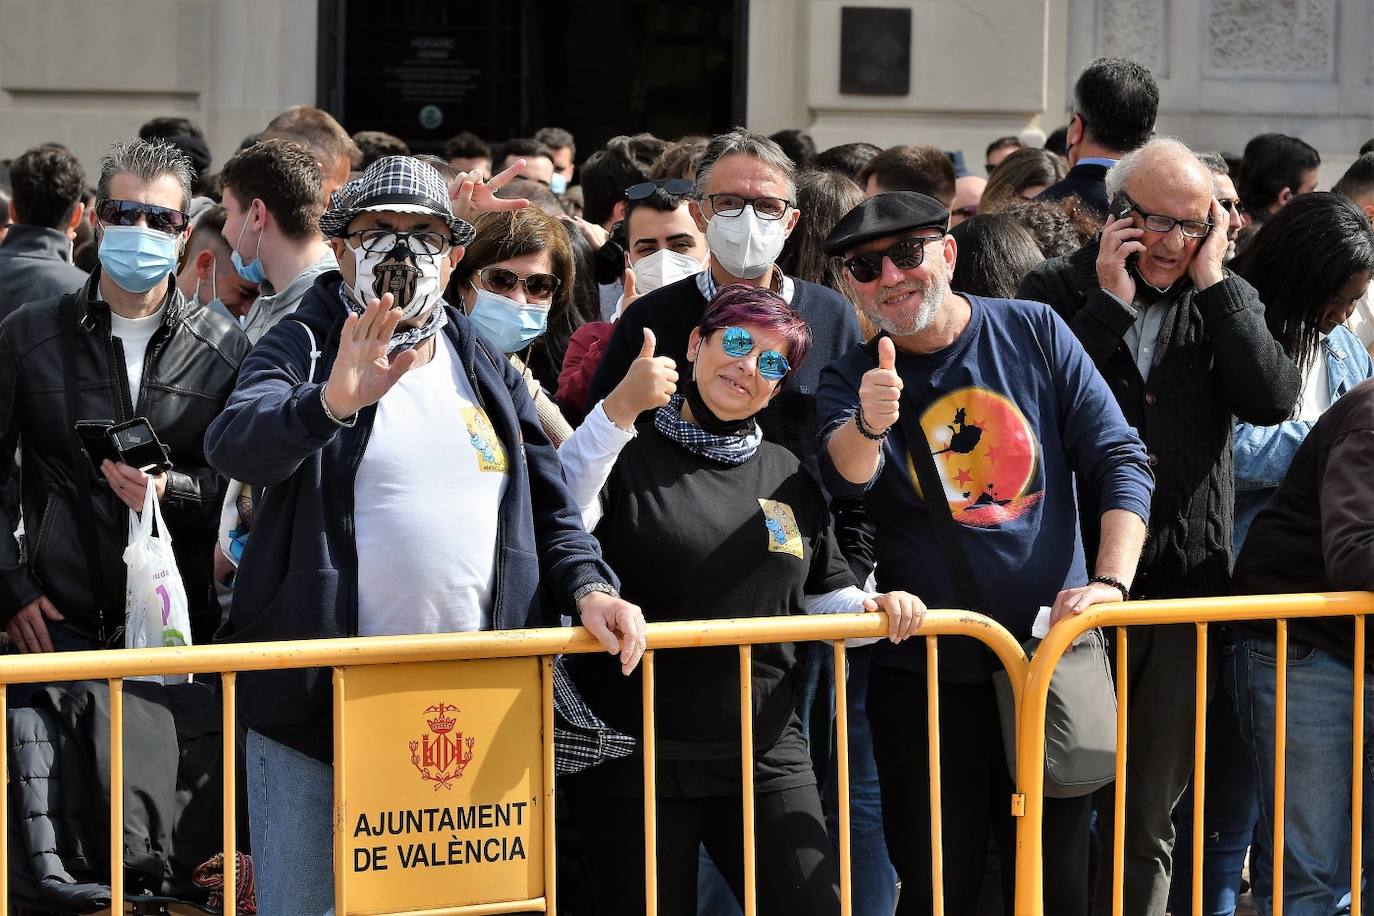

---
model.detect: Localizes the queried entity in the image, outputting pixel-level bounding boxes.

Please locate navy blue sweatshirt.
[204,273,617,762]
[818,296,1153,680]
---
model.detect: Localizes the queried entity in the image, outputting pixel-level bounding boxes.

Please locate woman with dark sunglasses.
[453,207,677,448]
[562,284,923,916]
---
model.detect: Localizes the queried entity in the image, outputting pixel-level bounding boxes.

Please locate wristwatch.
[573,582,620,607]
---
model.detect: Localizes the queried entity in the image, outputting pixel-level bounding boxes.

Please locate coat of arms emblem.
[410,702,477,790]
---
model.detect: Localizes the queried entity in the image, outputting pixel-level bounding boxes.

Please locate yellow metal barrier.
[1013,591,1374,916]
[0,608,1026,916]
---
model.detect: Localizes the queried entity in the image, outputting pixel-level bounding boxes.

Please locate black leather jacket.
[0,269,249,643]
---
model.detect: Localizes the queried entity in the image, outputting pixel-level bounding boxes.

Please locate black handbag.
[894,379,1116,798]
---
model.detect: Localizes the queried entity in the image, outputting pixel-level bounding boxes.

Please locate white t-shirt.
[1297,341,1332,422]
[108,305,166,408]
[354,334,509,636]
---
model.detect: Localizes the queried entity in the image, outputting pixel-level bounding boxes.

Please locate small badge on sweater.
[461,407,508,473]
[758,498,803,559]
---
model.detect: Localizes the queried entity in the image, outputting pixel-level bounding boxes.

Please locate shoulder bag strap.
[59,294,109,643]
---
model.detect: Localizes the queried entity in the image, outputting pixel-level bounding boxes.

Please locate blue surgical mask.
[467,285,548,354]
[231,207,267,284]
[98,225,179,294]
[550,173,569,195]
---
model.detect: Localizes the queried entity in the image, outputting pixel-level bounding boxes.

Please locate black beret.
[823,191,950,256]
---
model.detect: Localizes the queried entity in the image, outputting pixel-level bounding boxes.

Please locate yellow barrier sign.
[334,657,545,914]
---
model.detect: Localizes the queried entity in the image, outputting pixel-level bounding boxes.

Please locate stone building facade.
[0,0,1370,185]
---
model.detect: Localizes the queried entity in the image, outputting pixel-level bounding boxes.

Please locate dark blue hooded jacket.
[204,273,617,762]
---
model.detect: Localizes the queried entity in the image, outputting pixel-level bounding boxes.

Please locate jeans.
[1234,635,1372,916]
[246,728,335,916]
[1168,635,1259,916]
[700,646,898,915]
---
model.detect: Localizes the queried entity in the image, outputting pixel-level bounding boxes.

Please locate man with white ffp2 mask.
[586,128,862,483]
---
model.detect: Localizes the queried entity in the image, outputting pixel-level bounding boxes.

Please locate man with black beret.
[816,191,1154,915]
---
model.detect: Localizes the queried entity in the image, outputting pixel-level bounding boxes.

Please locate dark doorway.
[317,0,746,160]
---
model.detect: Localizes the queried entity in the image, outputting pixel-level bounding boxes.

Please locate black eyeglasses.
[843,235,943,284]
[1120,193,1214,239]
[476,266,560,302]
[704,194,793,220]
[95,198,188,235]
[344,228,450,256]
[625,178,696,200]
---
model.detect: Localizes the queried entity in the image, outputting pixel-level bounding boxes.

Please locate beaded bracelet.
[854,406,889,442]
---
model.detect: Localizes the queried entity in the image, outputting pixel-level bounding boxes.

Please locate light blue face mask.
[550,173,569,195]
[231,206,267,284]
[467,285,548,354]
[98,225,179,294]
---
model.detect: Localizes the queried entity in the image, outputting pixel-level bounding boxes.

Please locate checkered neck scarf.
[653,395,762,466]
[337,285,447,354]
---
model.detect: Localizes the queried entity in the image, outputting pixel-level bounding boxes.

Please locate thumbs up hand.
[621,267,641,315]
[602,327,680,430]
[857,336,902,436]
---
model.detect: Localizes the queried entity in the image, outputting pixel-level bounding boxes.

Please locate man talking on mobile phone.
[0,138,248,658]
[1017,137,1301,916]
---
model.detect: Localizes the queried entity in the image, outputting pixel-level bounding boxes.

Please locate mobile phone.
[1108,194,1141,274]
[109,417,173,474]
[74,420,120,472]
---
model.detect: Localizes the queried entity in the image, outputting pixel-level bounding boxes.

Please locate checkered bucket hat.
[318,155,475,246]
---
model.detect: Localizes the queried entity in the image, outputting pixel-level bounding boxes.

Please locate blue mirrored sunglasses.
[720,326,790,381]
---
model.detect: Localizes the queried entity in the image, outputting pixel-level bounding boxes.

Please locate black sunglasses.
[625,179,696,200]
[95,198,188,235]
[843,235,943,284]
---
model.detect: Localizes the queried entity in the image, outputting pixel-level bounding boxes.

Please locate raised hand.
[322,293,420,419]
[449,158,532,224]
[602,328,678,428]
[1188,196,1229,291]
[1096,212,1145,304]
[858,336,902,436]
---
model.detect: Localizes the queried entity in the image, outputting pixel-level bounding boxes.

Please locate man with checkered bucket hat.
[206,156,646,914]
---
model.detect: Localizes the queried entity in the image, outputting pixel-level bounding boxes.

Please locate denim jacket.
[1233,323,1374,551]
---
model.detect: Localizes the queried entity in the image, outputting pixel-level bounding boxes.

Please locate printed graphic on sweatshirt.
[460,408,508,474]
[758,498,804,559]
[904,387,1043,528]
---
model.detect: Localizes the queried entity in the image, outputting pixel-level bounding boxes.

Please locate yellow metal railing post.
[833,641,852,916]
[643,649,658,916]
[1112,628,1128,916]
[222,672,237,916]
[542,656,557,916]
[109,677,124,910]
[1191,623,1207,916]
[1353,616,1365,916]
[926,637,945,916]
[0,683,7,912]
[739,645,756,916]
[1274,621,1288,916]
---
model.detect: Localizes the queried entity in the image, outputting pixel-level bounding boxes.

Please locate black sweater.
[1233,378,1374,666]
[1017,242,1301,600]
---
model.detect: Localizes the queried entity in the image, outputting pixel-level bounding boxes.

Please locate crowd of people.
[1,52,1373,916]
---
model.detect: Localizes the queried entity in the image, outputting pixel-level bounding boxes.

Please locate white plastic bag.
[123,482,192,684]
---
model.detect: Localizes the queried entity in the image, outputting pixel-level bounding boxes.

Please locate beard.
[860,271,948,336]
